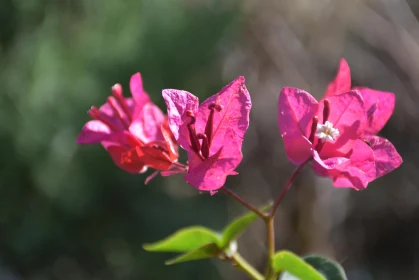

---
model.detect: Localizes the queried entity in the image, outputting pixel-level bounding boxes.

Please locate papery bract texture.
[324,58,351,98]
[315,90,364,158]
[77,73,183,179]
[363,135,403,179]
[278,87,317,164]
[354,87,396,135]
[163,76,251,192]
[278,57,403,190]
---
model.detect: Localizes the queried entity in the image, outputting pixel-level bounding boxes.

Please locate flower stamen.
[205,103,223,147]
[308,116,319,143]
[323,99,330,123]
[186,110,204,160]
[197,133,210,158]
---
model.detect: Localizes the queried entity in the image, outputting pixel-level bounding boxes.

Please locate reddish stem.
[264,158,310,279]
[221,187,267,220]
[269,159,310,217]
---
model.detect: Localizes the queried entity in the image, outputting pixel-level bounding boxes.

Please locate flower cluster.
[278,59,402,189]
[77,73,184,183]
[78,59,402,191]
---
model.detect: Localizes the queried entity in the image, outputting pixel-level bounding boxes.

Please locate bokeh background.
[0,0,417,279]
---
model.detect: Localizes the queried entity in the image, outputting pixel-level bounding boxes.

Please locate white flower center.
[315,121,339,142]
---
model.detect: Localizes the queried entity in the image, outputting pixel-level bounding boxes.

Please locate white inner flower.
[315,121,339,142]
[224,240,238,258]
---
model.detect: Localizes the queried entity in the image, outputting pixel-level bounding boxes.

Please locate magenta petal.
[313,151,367,190]
[278,87,318,164]
[364,135,403,179]
[332,167,368,190]
[129,103,165,143]
[312,150,350,177]
[331,140,375,190]
[77,120,111,144]
[319,90,364,158]
[347,140,376,182]
[312,140,375,190]
[197,76,251,155]
[324,58,351,98]
[354,87,396,134]
[130,73,150,105]
[98,102,126,131]
[101,131,137,150]
[185,137,243,192]
[332,140,375,190]
[184,144,242,192]
[162,89,199,151]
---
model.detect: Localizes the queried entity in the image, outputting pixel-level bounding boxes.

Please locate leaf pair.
[143,204,269,265]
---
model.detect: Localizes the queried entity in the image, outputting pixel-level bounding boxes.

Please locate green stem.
[232,253,264,280]
[264,217,275,279]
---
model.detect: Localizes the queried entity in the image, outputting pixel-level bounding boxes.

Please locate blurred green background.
[0,0,417,279]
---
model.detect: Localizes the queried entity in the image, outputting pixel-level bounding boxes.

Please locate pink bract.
[163,76,251,193]
[77,73,181,177]
[77,73,163,146]
[278,58,402,190]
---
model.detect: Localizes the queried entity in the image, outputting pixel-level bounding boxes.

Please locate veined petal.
[196,76,251,155]
[137,145,173,171]
[312,140,375,190]
[346,140,376,182]
[130,72,150,105]
[184,139,243,192]
[77,120,111,144]
[107,145,147,174]
[324,58,351,98]
[364,135,402,180]
[101,131,142,150]
[278,87,318,164]
[99,102,126,131]
[162,89,199,151]
[318,90,364,158]
[332,167,368,190]
[312,150,350,177]
[129,103,165,143]
[331,140,375,190]
[355,87,396,134]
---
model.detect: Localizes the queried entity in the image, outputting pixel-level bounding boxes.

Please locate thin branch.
[269,159,310,218]
[221,187,267,220]
[232,253,264,280]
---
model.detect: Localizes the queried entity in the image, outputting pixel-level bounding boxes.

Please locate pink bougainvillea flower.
[324,59,397,135]
[278,63,402,190]
[77,73,184,180]
[163,76,251,193]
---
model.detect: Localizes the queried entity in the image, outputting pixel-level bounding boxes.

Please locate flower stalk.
[232,253,264,280]
[221,187,268,220]
[222,160,309,280]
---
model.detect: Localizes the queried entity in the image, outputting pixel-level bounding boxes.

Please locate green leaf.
[302,255,347,280]
[220,203,271,248]
[143,226,221,252]
[273,251,326,280]
[165,242,220,265]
